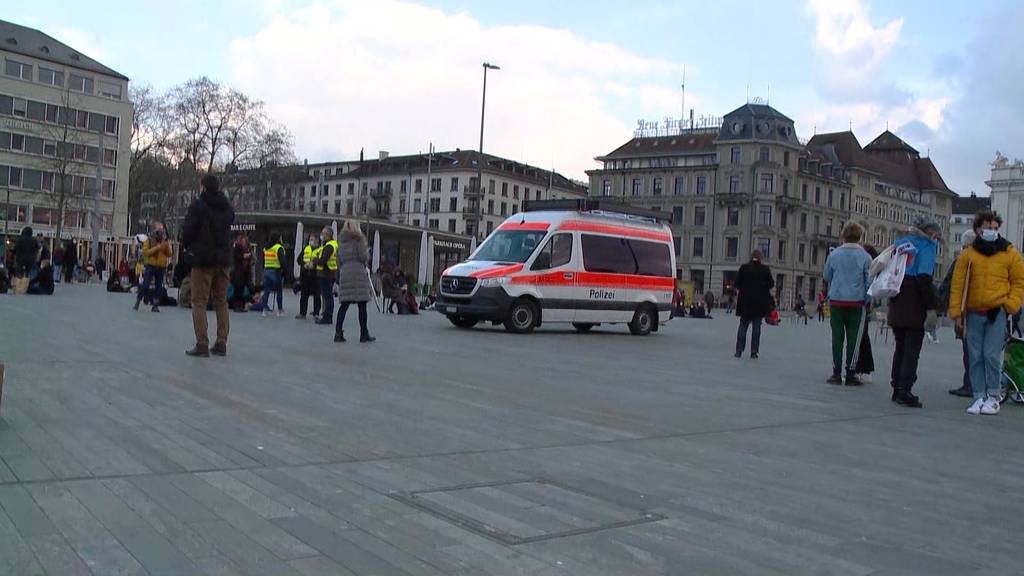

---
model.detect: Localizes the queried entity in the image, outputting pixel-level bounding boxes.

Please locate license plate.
[442,306,456,314]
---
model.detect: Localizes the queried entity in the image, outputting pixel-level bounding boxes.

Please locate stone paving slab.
[0,285,1022,575]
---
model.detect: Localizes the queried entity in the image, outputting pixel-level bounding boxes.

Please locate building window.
[38,67,64,87]
[694,206,706,226]
[801,183,808,202]
[729,175,740,194]
[800,213,807,232]
[448,219,457,232]
[500,202,508,216]
[631,178,642,196]
[513,185,519,199]
[782,179,789,197]
[758,204,772,226]
[840,192,846,210]
[449,197,458,212]
[98,81,122,100]
[828,188,834,208]
[4,59,31,80]
[783,150,790,167]
[814,215,821,234]
[501,182,509,196]
[489,179,495,193]
[726,237,739,259]
[430,178,441,192]
[487,199,494,214]
[450,177,459,191]
[826,218,833,236]
[693,237,704,258]
[727,206,740,226]
[696,176,706,196]
[652,177,663,196]
[428,219,439,229]
[12,98,27,117]
[691,269,705,294]
[759,173,773,194]
[674,176,685,195]
[812,246,820,266]
[414,179,422,193]
[486,220,494,235]
[759,146,770,162]
[335,200,342,214]
[429,197,441,212]
[602,179,611,196]
[672,206,684,224]
[780,210,788,229]
[535,190,541,201]
[778,240,787,263]
[68,74,94,93]
[673,236,682,257]
[730,146,741,164]
[798,243,806,263]
[756,237,770,259]
[815,186,821,204]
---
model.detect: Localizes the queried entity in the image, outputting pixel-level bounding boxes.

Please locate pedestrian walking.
[334,221,375,343]
[314,227,338,325]
[887,216,942,408]
[816,289,826,322]
[229,234,252,312]
[734,250,773,359]
[95,255,106,283]
[258,232,285,318]
[134,221,172,312]
[948,210,1024,416]
[62,240,77,284]
[181,174,235,357]
[822,222,872,385]
[296,233,322,320]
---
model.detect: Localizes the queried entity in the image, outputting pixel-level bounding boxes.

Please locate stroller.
[1000,337,1024,404]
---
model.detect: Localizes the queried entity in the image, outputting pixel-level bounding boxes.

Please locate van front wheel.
[629,305,656,336]
[504,299,539,334]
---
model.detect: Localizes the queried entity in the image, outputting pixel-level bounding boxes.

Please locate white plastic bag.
[868,242,914,299]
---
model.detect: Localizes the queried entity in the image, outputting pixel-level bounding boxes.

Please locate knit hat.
[913,215,941,234]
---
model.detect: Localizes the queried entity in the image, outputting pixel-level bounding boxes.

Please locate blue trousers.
[966,309,1005,399]
[320,277,335,321]
[260,269,283,311]
[136,265,166,306]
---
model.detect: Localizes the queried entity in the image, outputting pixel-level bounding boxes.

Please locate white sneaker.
[858,373,873,383]
[276,310,284,318]
[261,310,268,318]
[966,397,985,415]
[981,396,1001,416]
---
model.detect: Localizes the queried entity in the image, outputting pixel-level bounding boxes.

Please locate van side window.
[581,234,672,277]
[582,235,636,274]
[531,233,573,270]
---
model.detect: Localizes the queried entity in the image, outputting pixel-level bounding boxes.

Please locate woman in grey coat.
[334,221,376,343]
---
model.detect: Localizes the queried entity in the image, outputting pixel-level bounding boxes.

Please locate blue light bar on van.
[522,199,671,223]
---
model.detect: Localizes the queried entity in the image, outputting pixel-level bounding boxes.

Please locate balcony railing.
[464,185,484,198]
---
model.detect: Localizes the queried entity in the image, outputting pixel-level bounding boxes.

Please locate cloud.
[928,2,1024,195]
[227,0,688,179]
[807,0,905,105]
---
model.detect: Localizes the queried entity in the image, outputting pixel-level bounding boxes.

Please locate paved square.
[1,285,1022,575]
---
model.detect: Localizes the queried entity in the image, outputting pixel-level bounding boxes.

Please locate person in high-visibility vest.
[314,226,339,325]
[296,233,321,320]
[258,232,286,317]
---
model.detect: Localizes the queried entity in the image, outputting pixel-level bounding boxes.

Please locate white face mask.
[981,229,999,242]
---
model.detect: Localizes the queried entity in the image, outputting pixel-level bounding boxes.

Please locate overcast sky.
[10,0,1021,195]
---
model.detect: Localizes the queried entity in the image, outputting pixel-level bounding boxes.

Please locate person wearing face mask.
[948,210,1024,416]
[886,215,943,408]
[314,226,338,325]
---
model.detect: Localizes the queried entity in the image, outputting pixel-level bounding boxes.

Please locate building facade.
[950,192,989,255]
[217,149,587,240]
[588,103,956,308]
[988,152,1024,248]
[0,19,132,258]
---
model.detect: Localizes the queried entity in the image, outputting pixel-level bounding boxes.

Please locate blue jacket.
[823,243,872,304]
[899,233,937,278]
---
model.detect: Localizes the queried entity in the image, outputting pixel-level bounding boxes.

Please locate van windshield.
[469,230,547,263]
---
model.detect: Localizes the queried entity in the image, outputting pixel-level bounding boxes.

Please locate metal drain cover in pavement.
[390,479,665,545]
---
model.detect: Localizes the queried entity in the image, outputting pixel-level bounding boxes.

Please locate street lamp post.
[476,62,499,241]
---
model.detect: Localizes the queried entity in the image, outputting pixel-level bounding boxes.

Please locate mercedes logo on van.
[451,279,459,290]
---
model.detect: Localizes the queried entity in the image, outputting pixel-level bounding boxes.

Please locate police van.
[436,199,676,335]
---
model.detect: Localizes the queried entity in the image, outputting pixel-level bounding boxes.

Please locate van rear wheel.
[572,322,595,333]
[629,305,656,336]
[448,315,478,329]
[504,299,539,334]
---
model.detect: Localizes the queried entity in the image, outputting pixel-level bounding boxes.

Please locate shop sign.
[433,239,466,250]
[231,223,257,231]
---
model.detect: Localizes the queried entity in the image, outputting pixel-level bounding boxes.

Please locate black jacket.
[13,228,39,268]
[181,191,235,268]
[734,260,774,319]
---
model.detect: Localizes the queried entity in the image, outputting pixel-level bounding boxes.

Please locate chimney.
[379,151,389,160]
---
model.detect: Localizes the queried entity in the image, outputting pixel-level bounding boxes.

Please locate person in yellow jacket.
[314,226,339,325]
[133,221,172,312]
[948,210,1024,416]
[258,232,286,317]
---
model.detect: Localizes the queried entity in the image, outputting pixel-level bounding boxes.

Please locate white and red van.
[436,200,676,334]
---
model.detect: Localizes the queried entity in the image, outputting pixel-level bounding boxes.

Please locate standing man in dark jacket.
[734,250,774,359]
[181,174,235,357]
[63,240,78,283]
[887,216,942,408]
[314,226,339,326]
[296,233,321,320]
[13,226,39,278]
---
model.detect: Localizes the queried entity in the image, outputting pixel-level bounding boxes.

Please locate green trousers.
[830,306,863,373]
